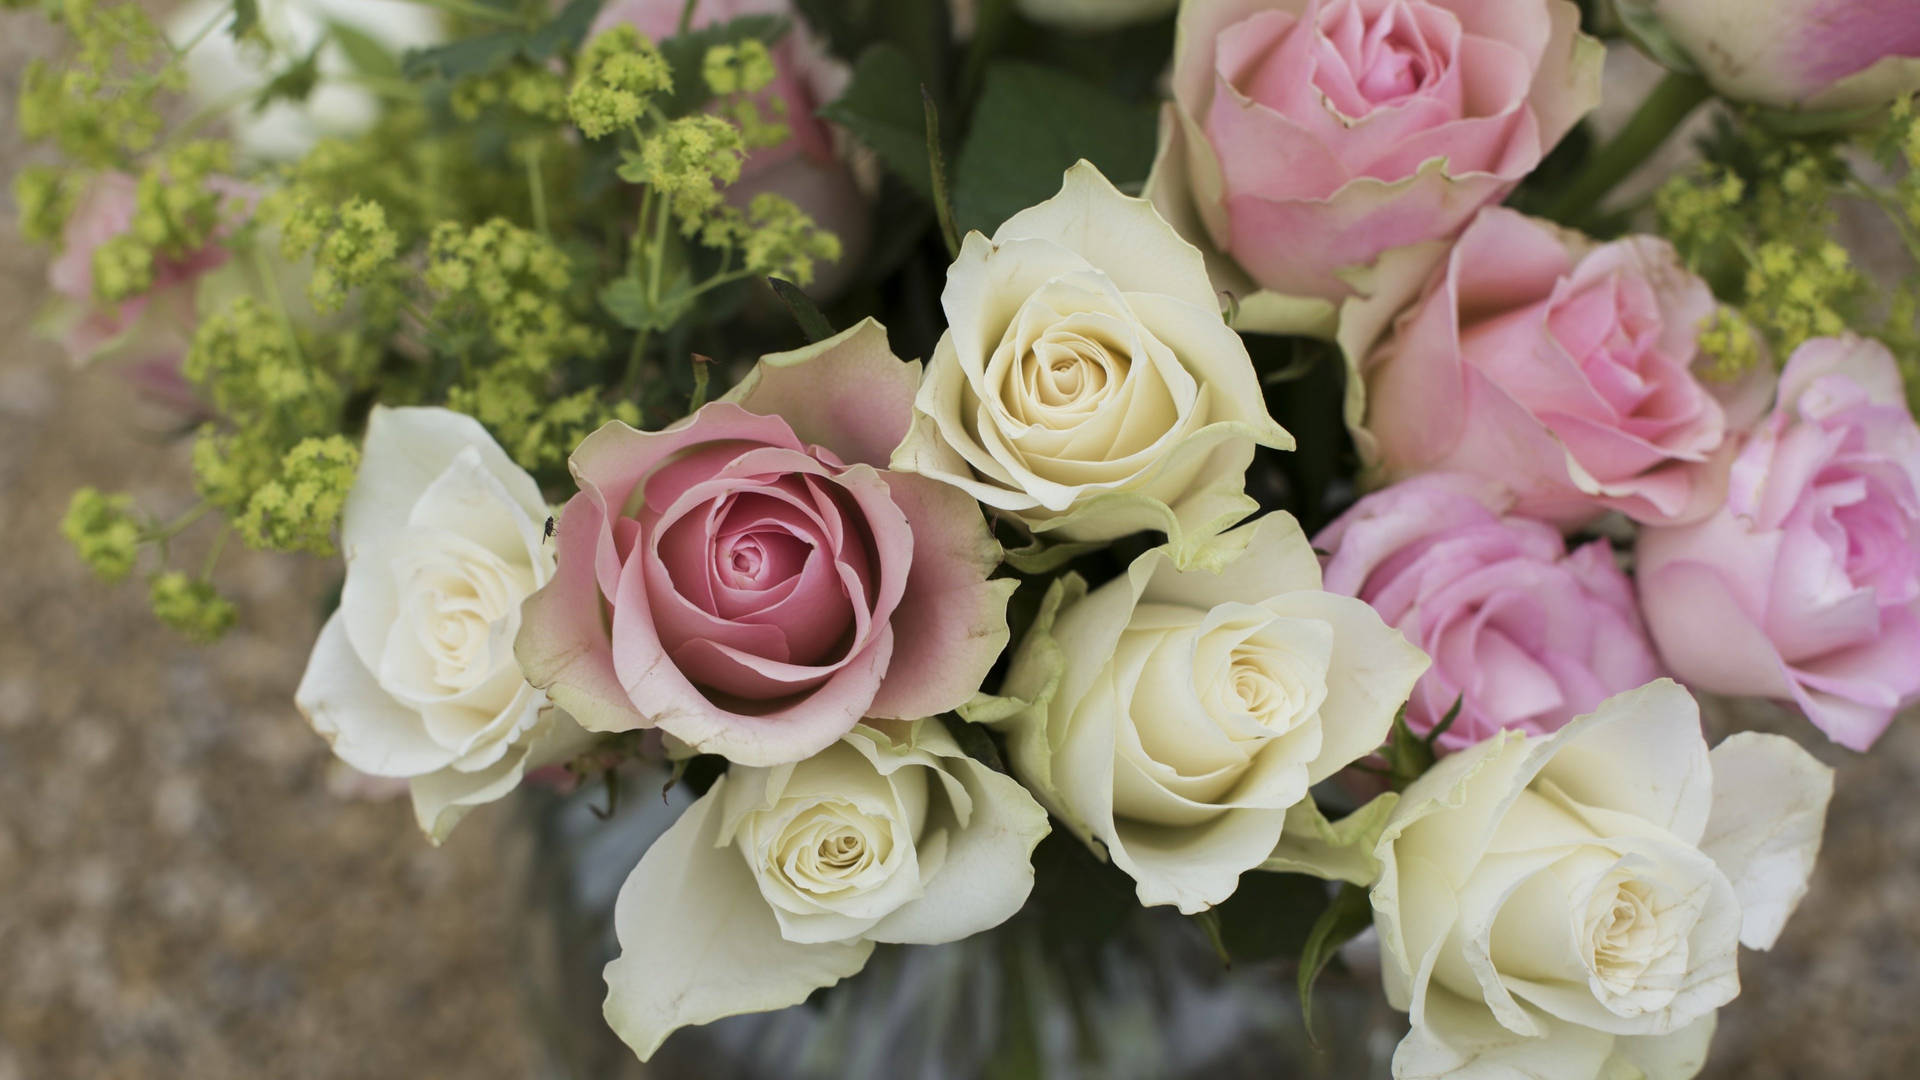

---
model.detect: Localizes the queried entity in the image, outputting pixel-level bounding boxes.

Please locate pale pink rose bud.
[1637,335,1920,751]
[1620,0,1920,111]
[1146,0,1603,322]
[1317,474,1661,751]
[593,0,871,296]
[1352,206,1770,530]
[516,321,1010,767]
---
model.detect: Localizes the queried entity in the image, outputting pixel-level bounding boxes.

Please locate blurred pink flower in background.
[593,0,871,296]
[1619,0,1920,111]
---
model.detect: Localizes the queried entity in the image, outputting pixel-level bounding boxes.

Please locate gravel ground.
[2,17,1917,1080]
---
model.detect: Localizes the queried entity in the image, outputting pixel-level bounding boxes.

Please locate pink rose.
[1317,474,1660,750]
[1146,0,1602,320]
[1636,335,1920,751]
[516,320,1011,766]
[593,0,870,296]
[1350,206,1769,529]
[1621,0,1920,111]
[46,172,239,388]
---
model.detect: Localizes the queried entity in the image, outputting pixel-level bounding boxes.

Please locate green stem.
[146,503,211,560]
[525,143,550,237]
[677,0,699,35]
[398,0,528,26]
[1848,178,1920,266]
[249,243,306,365]
[167,4,230,59]
[200,526,231,581]
[1542,71,1712,227]
[646,193,672,305]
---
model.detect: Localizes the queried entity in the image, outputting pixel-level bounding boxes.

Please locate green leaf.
[794,0,950,88]
[1263,794,1399,887]
[327,20,402,80]
[951,62,1157,235]
[766,277,835,343]
[818,43,933,199]
[1425,694,1464,751]
[598,276,691,332]
[923,89,960,257]
[524,0,605,61]
[230,0,259,40]
[1298,883,1374,1043]
[655,14,791,116]
[1204,870,1333,965]
[937,713,1007,774]
[402,32,523,81]
[253,44,324,112]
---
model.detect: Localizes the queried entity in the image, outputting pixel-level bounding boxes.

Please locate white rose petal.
[978,512,1427,913]
[295,406,591,842]
[893,161,1292,567]
[601,718,1049,1061]
[1372,679,1833,1079]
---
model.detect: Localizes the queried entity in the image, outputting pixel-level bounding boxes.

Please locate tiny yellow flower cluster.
[637,114,748,225]
[567,25,673,140]
[147,571,237,644]
[705,192,844,288]
[448,379,643,474]
[454,63,571,123]
[1742,240,1856,348]
[284,196,402,314]
[60,486,143,583]
[93,140,238,304]
[700,40,789,149]
[183,297,337,423]
[426,218,606,370]
[17,0,174,165]
[234,435,360,556]
[1695,305,1763,382]
[13,165,77,245]
[702,40,778,97]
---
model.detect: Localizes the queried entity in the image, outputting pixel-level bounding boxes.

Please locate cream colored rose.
[1373,680,1833,1080]
[970,512,1427,912]
[602,718,1049,1060]
[892,161,1292,568]
[295,406,592,842]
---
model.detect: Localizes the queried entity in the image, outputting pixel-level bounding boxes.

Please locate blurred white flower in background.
[167,0,444,160]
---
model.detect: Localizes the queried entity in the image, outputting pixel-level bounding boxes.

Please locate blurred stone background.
[0,14,1916,1080]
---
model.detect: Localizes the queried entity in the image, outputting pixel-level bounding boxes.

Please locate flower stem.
[1542,70,1712,227]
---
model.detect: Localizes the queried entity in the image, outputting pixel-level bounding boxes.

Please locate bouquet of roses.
[20,0,1920,1075]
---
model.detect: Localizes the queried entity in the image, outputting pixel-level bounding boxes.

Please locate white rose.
[970,512,1428,913]
[1015,0,1177,30]
[1373,679,1833,1080]
[602,718,1050,1060]
[296,406,592,842]
[892,161,1292,568]
[168,0,443,161]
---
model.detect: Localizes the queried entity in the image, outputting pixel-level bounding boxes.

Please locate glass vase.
[513,767,1402,1080]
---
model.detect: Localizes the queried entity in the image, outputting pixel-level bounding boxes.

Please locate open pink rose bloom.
[1318,474,1660,749]
[516,321,1010,766]
[1637,336,1920,751]
[1354,207,1769,528]
[1150,0,1602,309]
